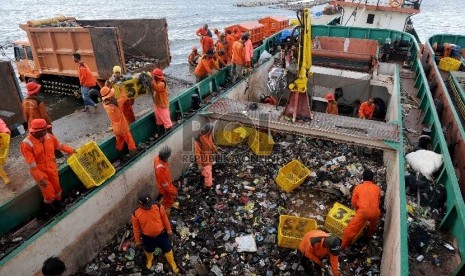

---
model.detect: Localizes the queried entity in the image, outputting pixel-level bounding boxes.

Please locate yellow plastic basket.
[233,126,256,139]
[324,202,364,242]
[214,130,244,146]
[247,131,275,156]
[67,141,115,189]
[438,57,462,72]
[278,215,317,249]
[276,160,311,193]
[0,133,10,165]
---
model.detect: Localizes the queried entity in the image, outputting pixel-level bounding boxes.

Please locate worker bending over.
[299,230,341,276]
[20,119,75,213]
[0,118,10,184]
[154,146,178,216]
[151,68,173,133]
[188,47,201,66]
[194,123,217,191]
[358,98,375,119]
[325,93,338,115]
[110,66,136,124]
[342,169,381,248]
[100,87,137,162]
[194,49,220,82]
[131,193,179,273]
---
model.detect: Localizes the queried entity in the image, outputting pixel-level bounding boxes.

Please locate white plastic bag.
[258,50,272,65]
[405,150,443,181]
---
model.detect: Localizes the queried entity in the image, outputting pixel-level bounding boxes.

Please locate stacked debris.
[75,133,386,275]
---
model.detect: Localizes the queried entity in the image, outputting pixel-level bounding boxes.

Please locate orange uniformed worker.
[110,66,136,124]
[154,146,178,216]
[358,98,375,119]
[216,34,230,64]
[100,87,137,161]
[342,169,381,249]
[194,49,220,82]
[260,94,277,105]
[231,37,246,83]
[0,118,10,185]
[194,123,217,190]
[72,53,98,112]
[201,35,214,55]
[233,27,242,41]
[243,33,253,74]
[22,82,52,131]
[299,230,341,276]
[20,119,75,210]
[151,68,173,133]
[325,93,338,115]
[131,193,179,273]
[188,47,201,66]
[226,29,236,58]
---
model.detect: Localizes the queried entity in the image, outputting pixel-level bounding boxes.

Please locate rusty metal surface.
[0,61,24,128]
[206,98,399,147]
[88,28,123,80]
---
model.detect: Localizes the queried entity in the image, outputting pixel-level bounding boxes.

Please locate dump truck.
[13,16,171,97]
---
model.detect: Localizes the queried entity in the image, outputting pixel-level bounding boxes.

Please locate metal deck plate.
[206,98,399,149]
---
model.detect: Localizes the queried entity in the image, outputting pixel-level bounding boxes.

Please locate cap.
[324,235,341,255]
[200,123,213,134]
[138,193,152,207]
[325,93,335,101]
[100,87,114,100]
[26,82,41,95]
[113,65,122,74]
[152,68,164,80]
[29,119,51,133]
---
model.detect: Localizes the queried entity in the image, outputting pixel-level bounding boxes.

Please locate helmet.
[325,93,335,101]
[152,68,164,79]
[26,81,41,95]
[113,65,122,74]
[159,145,172,161]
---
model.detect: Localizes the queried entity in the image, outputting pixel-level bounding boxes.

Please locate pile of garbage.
[126,58,161,72]
[76,134,387,275]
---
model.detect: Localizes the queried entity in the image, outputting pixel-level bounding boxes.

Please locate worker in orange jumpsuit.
[213,28,222,42]
[213,50,227,69]
[188,47,201,66]
[110,66,136,124]
[243,33,254,75]
[325,93,338,115]
[201,34,214,55]
[216,34,230,64]
[196,24,212,38]
[233,27,242,41]
[154,145,178,216]
[151,68,173,133]
[342,169,381,249]
[100,87,137,161]
[131,193,179,273]
[0,118,10,185]
[358,98,375,119]
[299,230,341,276]
[226,29,236,58]
[260,94,277,105]
[73,53,98,112]
[194,123,217,191]
[231,37,246,83]
[194,49,220,82]
[22,82,52,131]
[20,119,75,212]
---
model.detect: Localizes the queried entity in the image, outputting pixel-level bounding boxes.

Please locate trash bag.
[406,150,443,181]
[258,50,272,65]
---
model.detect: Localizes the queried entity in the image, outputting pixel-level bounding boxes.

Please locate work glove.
[39,179,47,188]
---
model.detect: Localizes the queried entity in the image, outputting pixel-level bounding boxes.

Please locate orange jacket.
[103,102,129,136]
[352,181,381,216]
[244,39,253,63]
[0,118,9,134]
[20,133,74,183]
[194,133,217,166]
[194,57,219,78]
[263,96,277,105]
[326,101,338,115]
[226,34,236,57]
[22,97,52,129]
[201,36,214,54]
[232,41,245,65]
[151,80,169,108]
[131,204,172,244]
[77,62,96,87]
[154,156,178,198]
[358,101,375,119]
[216,40,229,63]
[233,29,242,41]
[299,230,339,276]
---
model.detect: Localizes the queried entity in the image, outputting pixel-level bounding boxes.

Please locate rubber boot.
[117,150,124,162]
[164,250,179,273]
[144,251,154,270]
[0,166,10,185]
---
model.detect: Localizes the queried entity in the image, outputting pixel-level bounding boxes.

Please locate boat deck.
[206,98,399,149]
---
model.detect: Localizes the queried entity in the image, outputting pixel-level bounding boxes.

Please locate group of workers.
[189,24,254,83]
[325,92,376,120]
